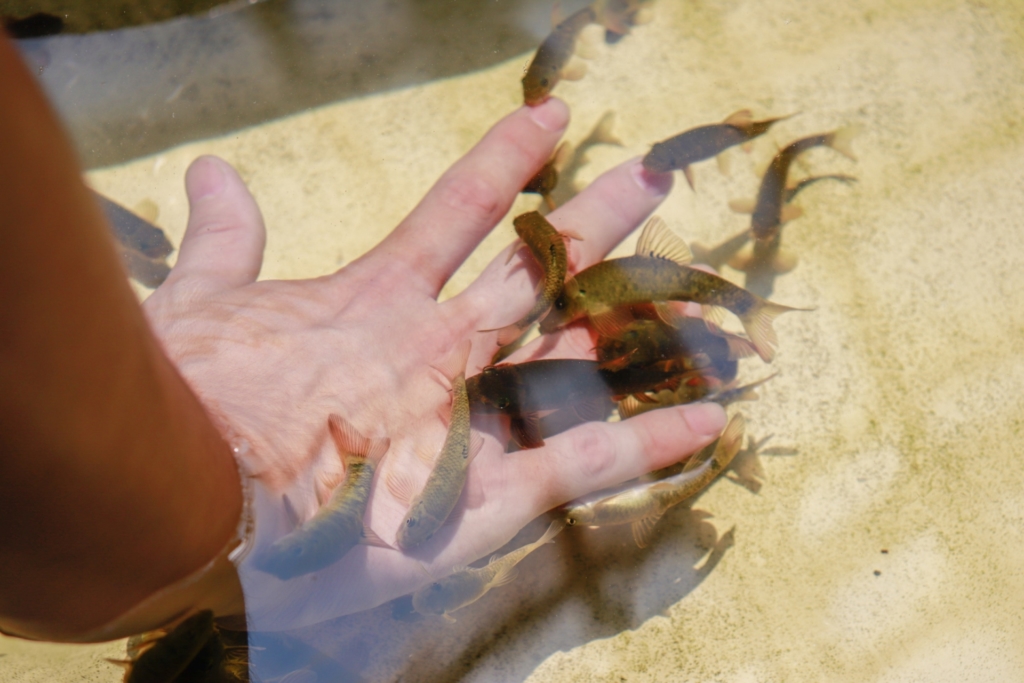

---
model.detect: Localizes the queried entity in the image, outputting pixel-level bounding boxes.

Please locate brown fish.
[256,415,390,580]
[746,127,859,241]
[485,211,582,347]
[111,611,215,683]
[564,414,745,547]
[389,341,483,550]
[522,142,572,210]
[643,111,792,189]
[538,217,806,362]
[522,1,643,105]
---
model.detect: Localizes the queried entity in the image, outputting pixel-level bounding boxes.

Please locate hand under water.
[142,98,727,630]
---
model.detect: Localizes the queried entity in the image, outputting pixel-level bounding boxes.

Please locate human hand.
[142,98,727,630]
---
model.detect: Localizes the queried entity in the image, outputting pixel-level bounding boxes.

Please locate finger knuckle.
[437,173,504,226]
[568,424,617,479]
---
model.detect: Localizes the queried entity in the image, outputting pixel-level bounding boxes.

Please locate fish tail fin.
[591,110,623,146]
[723,334,760,360]
[433,339,472,386]
[828,124,862,161]
[534,518,567,548]
[739,300,809,362]
[328,414,391,466]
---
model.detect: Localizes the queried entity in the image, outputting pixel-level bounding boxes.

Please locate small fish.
[486,211,582,347]
[119,246,172,289]
[564,414,745,547]
[522,6,597,106]
[110,611,215,683]
[390,341,482,550]
[746,128,859,241]
[538,216,805,362]
[642,111,791,189]
[728,173,858,296]
[522,142,572,210]
[467,358,688,449]
[412,519,565,620]
[256,415,390,580]
[522,1,642,106]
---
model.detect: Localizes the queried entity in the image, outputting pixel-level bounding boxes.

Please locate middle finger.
[446,158,672,331]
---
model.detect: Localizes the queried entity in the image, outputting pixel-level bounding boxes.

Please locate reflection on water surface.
[5,0,1024,681]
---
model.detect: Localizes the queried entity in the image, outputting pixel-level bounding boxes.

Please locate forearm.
[0,35,242,641]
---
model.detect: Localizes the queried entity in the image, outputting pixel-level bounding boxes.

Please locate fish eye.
[555,298,566,310]
[406,518,417,527]
[431,583,443,592]
[566,517,577,526]
[498,398,510,410]
[540,78,549,86]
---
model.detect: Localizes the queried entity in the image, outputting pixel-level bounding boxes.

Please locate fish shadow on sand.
[274,499,738,683]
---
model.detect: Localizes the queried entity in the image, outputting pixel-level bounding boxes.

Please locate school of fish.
[113,0,863,676]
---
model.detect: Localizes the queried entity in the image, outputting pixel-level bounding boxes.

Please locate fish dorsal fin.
[723,109,754,127]
[631,514,662,548]
[618,395,645,419]
[635,216,692,266]
[386,468,419,506]
[682,441,717,473]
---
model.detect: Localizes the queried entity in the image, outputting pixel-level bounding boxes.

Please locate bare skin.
[0,33,726,638]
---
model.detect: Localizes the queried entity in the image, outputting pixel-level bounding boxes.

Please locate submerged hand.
[143,98,726,630]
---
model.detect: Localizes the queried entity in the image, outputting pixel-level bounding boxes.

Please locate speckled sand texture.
[3,0,1024,681]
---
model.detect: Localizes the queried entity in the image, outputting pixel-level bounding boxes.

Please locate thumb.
[168,155,266,292]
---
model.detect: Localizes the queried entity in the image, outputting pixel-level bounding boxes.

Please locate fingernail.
[188,155,227,201]
[683,402,727,437]
[529,98,570,132]
[631,160,672,197]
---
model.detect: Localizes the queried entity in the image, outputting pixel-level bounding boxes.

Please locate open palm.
[142,98,726,631]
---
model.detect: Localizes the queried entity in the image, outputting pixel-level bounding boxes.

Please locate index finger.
[363,99,569,298]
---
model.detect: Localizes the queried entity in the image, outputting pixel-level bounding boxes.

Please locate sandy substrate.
[4,0,1024,680]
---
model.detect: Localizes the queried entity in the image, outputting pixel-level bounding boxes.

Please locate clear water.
[4,0,1024,681]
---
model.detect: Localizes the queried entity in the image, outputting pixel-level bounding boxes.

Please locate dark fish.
[92,190,175,259]
[119,246,173,289]
[747,127,858,241]
[728,173,857,296]
[467,358,689,449]
[643,111,792,188]
[3,13,64,39]
[538,217,805,362]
